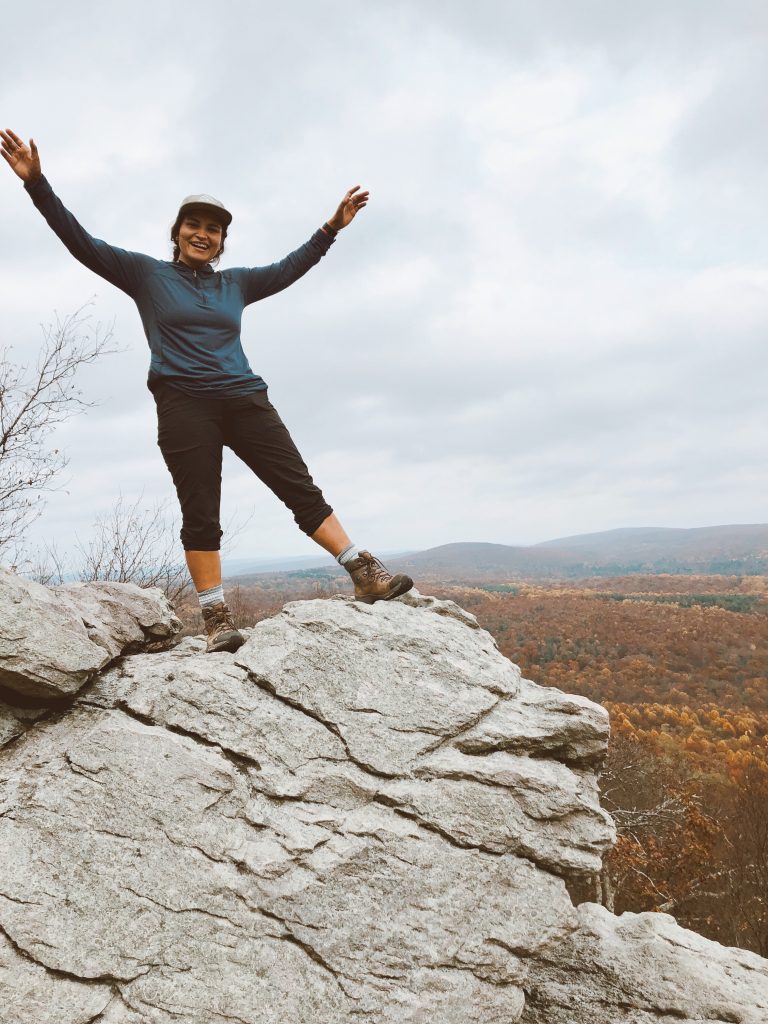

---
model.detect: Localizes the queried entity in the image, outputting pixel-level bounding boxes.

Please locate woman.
[1,128,413,653]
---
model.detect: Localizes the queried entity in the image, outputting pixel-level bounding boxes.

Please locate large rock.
[521,902,768,1023]
[0,581,765,1022]
[88,593,616,877]
[0,569,182,699]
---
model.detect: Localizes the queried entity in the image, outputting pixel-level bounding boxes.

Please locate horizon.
[219,521,768,578]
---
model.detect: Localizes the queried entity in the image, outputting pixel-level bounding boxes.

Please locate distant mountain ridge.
[224,525,768,581]
[536,524,768,558]
[387,525,768,579]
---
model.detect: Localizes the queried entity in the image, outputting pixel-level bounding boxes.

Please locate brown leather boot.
[344,550,413,605]
[201,602,245,653]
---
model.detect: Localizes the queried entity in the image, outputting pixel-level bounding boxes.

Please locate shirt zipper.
[192,267,208,305]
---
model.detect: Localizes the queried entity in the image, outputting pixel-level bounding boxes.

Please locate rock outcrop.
[521,902,768,1023]
[0,568,181,700]
[0,576,766,1023]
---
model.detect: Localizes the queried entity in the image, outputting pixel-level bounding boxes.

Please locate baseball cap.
[177,193,232,227]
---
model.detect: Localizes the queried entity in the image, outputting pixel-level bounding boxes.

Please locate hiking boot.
[202,602,245,653]
[344,550,414,605]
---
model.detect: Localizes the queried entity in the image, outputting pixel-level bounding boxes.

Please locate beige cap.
[177,193,232,227]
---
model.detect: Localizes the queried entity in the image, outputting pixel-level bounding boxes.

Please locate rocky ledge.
[0,575,766,1023]
[0,568,181,702]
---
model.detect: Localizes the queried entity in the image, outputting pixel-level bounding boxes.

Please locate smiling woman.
[172,198,229,267]
[0,127,413,652]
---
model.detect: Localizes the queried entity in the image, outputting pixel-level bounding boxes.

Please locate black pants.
[153,383,333,551]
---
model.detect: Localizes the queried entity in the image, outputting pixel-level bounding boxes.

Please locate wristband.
[322,222,338,237]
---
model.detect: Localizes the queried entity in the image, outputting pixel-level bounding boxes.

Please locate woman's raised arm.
[1,128,157,298]
[240,185,370,306]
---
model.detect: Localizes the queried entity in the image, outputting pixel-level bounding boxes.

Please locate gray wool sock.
[336,543,361,567]
[198,584,225,608]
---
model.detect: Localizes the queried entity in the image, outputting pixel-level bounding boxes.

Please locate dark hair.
[171,207,228,266]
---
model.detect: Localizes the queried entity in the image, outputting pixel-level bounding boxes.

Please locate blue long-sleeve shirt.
[23,174,335,396]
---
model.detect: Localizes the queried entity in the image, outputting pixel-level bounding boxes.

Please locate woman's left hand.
[327,186,369,231]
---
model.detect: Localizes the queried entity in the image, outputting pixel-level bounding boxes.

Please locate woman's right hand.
[0,129,41,183]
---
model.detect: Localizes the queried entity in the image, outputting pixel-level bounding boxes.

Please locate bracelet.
[322,221,338,237]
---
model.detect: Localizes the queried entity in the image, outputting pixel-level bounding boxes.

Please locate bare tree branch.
[14,539,68,585]
[73,493,257,609]
[0,301,117,556]
[75,492,191,606]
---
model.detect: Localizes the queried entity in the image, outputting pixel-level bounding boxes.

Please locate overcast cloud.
[2,0,766,566]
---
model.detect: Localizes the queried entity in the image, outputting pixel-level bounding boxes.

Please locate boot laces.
[206,604,235,631]
[361,552,391,582]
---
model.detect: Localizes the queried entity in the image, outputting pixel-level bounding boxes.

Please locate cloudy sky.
[2,0,767,568]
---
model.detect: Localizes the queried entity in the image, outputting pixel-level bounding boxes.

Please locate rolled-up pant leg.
[223,390,333,536]
[154,385,224,551]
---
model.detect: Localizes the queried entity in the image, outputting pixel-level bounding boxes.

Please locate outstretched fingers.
[2,128,24,148]
[1,129,41,182]
[1,129,24,157]
[0,130,17,165]
[347,186,369,207]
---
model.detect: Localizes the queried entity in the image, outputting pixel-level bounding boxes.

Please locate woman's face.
[176,208,224,268]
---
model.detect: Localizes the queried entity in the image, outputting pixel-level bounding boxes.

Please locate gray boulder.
[0,569,182,699]
[521,902,768,1023]
[0,581,765,1022]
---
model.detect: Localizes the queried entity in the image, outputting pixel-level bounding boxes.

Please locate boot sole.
[355,575,414,605]
[207,630,246,654]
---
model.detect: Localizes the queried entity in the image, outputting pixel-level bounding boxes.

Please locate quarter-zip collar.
[171,259,216,278]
